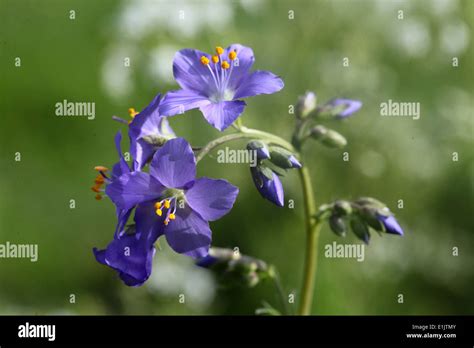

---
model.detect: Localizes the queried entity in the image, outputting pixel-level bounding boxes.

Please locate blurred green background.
[0,0,473,315]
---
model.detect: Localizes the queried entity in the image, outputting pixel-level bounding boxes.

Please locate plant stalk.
[297,166,321,315]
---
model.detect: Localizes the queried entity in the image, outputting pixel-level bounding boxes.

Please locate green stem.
[269,267,290,315]
[196,127,295,162]
[297,166,321,315]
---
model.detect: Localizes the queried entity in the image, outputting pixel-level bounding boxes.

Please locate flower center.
[154,189,185,226]
[200,45,239,103]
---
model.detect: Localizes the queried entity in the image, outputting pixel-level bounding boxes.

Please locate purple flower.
[377,214,404,236]
[250,166,284,207]
[93,209,162,286]
[158,44,284,131]
[326,98,362,118]
[106,137,239,259]
[128,94,175,170]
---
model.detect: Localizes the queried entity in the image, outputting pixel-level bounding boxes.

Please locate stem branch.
[196,127,295,162]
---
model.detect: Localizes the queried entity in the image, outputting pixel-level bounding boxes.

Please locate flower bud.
[377,214,404,236]
[245,271,260,287]
[359,207,384,232]
[353,197,403,236]
[296,91,317,118]
[310,125,327,139]
[333,200,352,216]
[310,126,347,148]
[316,98,362,119]
[247,140,270,160]
[355,197,385,209]
[329,214,346,236]
[196,247,239,268]
[350,217,370,244]
[268,147,302,169]
[250,166,284,207]
[327,99,362,119]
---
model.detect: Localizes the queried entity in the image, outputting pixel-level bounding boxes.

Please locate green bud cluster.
[205,247,272,288]
[315,197,395,244]
[292,91,355,150]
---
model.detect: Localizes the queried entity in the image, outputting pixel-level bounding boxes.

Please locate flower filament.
[154,196,178,225]
[199,45,239,102]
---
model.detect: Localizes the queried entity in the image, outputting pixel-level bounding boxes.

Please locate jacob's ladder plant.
[91,44,403,314]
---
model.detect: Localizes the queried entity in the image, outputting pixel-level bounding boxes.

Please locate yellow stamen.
[94,166,108,172]
[169,213,176,220]
[164,219,169,226]
[128,107,139,118]
[228,50,237,61]
[221,61,230,70]
[200,56,210,65]
[91,185,101,193]
[164,199,171,209]
[95,194,102,200]
[215,46,224,55]
[211,55,219,64]
[156,209,163,216]
[154,202,162,209]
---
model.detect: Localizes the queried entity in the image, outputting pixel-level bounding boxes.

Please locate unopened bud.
[246,271,260,287]
[334,200,352,216]
[314,99,362,119]
[296,91,317,118]
[310,126,347,148]
[329,214,346,236]
[350,218,370,244]
[359,207,384,232]
[268,147,302,169]
[355,197,386,210]
[247,140,270,160]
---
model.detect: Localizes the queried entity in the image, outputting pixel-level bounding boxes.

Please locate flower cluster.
[91,43,403,293]
[92,44,283,286]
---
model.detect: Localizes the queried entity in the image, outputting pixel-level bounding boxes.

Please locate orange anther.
[95,176,105,184]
